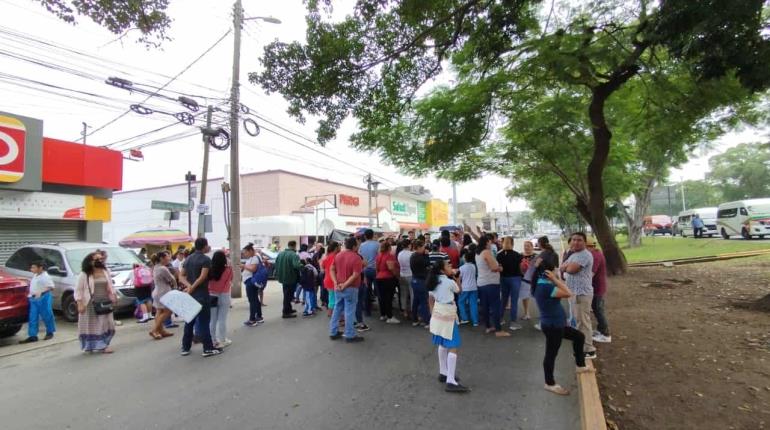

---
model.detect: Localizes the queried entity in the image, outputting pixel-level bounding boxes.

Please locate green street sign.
[151,200,190,212]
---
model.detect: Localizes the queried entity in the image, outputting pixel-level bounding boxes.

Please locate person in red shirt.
[587,238,611,343]
[376,241,401,324]
[329,237,365,342]
[321,241,340,317]
[440,236,460,269]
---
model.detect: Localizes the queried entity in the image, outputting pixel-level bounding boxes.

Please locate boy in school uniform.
[19,260,56,344]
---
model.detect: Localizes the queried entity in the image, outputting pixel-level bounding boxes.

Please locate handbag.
[88,274,114,315]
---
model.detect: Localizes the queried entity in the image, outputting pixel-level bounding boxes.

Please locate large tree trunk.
[585,86,630,275]
[618,177,655,248]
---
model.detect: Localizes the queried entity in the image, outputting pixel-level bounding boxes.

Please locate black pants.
[245,282,262,321]
[182,300,214,351]
[377,277,397,319]
[694,227,703,238]
[542,324,586,386]
[282,283,296,315]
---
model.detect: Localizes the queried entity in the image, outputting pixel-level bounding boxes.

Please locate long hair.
[464,246,477,264]
[326,241,340,254]
[210,250,227,281]
[426,259,446,292]
[463,233,473,247]
[476,236,489,254]
[81,252,99,275]
[538,236,554,252]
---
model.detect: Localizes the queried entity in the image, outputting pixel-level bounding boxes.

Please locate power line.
[83,29,232,143]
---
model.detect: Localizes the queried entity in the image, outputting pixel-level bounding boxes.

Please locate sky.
[0,0,765,213]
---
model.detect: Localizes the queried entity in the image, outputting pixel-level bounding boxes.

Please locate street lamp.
[228,1,281,299]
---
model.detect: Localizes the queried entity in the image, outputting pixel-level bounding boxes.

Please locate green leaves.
[707,142,770,201]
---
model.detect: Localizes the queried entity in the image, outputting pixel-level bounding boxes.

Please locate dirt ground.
[597,256,770,430]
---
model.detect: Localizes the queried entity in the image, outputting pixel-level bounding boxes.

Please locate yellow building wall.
[85,196,111,222]
[426,199,449,227]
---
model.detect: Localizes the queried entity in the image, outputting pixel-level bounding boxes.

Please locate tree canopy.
[37,0,172,46]
[255,0,770,274]
[708,142,770,201]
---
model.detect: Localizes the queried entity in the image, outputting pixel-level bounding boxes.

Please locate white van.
[716,198,770,239]
[677,207,718,237]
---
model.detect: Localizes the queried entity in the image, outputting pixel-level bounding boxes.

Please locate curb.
[578,361,607,430]
[628,248,770,268]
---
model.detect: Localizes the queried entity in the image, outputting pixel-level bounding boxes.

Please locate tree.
[708,142,770,201]
[37,0,172,46]
[255,0,770,274]
[648,180,723,215]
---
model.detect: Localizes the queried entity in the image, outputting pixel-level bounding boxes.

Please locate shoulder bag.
[89,274,114,315]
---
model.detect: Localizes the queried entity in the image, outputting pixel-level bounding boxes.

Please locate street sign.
[151,200,190,212]
[197,203,209,214]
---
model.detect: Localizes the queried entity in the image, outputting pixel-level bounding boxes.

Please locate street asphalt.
[0,278,580,430]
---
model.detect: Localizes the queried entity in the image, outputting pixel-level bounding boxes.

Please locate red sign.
[340,194,360,206]
[42,138,123,191]
[0,115,26,183]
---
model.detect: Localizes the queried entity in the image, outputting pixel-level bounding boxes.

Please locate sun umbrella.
[119,228,193,248]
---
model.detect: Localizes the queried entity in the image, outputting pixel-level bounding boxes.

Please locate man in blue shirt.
[358,229,379,319]
[692,214,705,238]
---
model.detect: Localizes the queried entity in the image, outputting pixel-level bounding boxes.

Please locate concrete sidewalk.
[0,282,580,430]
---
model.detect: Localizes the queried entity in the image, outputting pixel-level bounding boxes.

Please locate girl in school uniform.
[427,259,469,393]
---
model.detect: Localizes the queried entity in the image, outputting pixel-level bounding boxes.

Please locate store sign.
[340,194,359,206]
[392,199,419,223]
[417,201,427,224]
[0,115,25,183]
[0,190,84,220]
[0,112,43,192]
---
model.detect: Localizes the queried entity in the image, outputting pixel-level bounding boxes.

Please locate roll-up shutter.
[0,219,84,264]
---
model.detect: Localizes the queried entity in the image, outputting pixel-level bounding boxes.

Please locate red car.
[0,269,29,338]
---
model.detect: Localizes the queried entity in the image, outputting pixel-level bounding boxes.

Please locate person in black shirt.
[497,236,524,331]
[179,238,221,357]
[409,240,432,327]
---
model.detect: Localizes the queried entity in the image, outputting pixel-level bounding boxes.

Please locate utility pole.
[373,180,381,228]
[452,182,458,226]
[185,171,196,236]
[365,173,374,227]
[229,0,244,298]
[680,177,686,212]
[197,105,213,238]
[81,122,90,145]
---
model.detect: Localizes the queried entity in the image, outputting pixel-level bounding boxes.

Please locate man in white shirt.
[19,260,56,344]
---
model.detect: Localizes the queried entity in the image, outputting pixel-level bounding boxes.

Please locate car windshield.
[747,204,770,216]
[66,247,143,274]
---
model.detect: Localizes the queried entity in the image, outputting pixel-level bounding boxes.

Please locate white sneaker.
[534,322,541,331]
[509,323,523,331]
[386,317,400,324]
[379,316,387,321]
[592,334,612,343]
[222,338,233,347]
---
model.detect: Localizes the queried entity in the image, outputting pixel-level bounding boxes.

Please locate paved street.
[0,280,579,430]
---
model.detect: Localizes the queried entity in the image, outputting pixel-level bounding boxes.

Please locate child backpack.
[133,265,153,287]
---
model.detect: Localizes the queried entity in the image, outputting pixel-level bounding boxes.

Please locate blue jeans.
[245,281,262,321]
[329,287,359,338]
[356,279,367,324]
[363,267,376,316]
[457,290,479,325]
[28,293,55,337]
[478,284,502,331]
[183,299,214,351]
[410,278,430,324]
[500,276,522,322]
[303,290,315,313]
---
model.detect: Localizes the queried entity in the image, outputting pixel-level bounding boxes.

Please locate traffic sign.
[151,200,190,212]
[197,203,209,214]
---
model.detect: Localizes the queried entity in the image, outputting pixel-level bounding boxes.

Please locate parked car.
[3,243,144,322]
[0,269,29,338]
[677,207,719,238]
[717,198,770,239]
[643,215,673,236]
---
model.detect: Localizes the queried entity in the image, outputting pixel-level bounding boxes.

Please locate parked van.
[677,207,718,238]
[716,198,770,239]
[643,215,673,236]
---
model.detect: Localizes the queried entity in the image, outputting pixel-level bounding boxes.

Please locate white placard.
[159,290,202,323]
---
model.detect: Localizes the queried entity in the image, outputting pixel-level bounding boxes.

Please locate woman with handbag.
[74,252,117,353]
[150,251,176,340]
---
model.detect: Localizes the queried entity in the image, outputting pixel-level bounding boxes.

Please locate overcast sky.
[0,0,765,213]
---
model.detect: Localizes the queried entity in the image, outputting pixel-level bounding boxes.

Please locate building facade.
[0,112,122,262]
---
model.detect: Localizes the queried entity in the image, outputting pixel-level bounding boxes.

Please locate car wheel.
[62,292,79,322]
[0,324,22,338]
[708,234,714,238]
[761,235,766,240]
[741,228,752,240]
[721,228,730,240]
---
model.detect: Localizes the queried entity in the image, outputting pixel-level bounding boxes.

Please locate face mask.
[93,260,106,269]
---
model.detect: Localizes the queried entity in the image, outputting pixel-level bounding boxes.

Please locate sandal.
[160,331,174,338]
[495,331,512,337]
[149,332,162,340]
[100,348,114,354]
[544,384,569,395]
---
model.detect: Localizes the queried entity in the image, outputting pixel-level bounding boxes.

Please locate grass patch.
[616,235,770,263]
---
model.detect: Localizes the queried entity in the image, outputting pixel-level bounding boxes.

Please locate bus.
[716,198,770,239]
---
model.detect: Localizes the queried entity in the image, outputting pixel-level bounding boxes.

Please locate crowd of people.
[56,226,611,396]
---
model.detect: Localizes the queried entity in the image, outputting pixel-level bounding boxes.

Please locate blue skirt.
[432,322,461,348]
